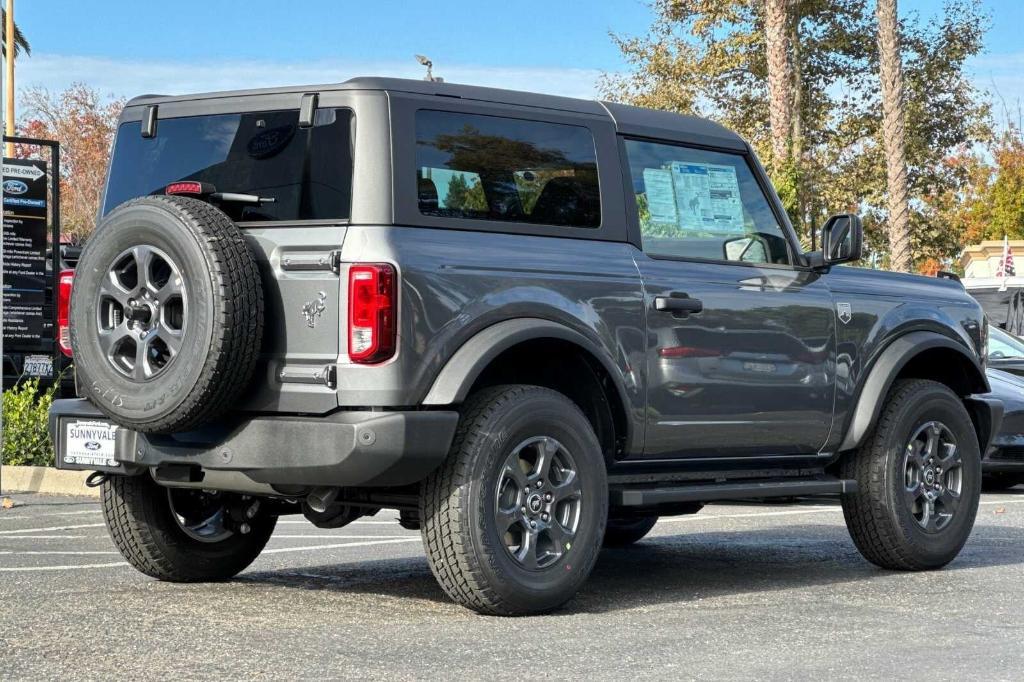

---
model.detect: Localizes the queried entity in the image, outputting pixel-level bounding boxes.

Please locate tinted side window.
[415,110,600,228]
[103,109,353,222]
[624,139,791,264]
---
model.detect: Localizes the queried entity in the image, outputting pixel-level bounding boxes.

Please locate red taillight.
[348,263,396,364]
[57,269,74,357]
[165,181,206,196]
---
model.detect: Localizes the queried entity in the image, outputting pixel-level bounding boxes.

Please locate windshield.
[989,325,1024,360]
[102,108,353,222]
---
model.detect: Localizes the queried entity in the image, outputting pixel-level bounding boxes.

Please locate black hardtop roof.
[125,76,745,147]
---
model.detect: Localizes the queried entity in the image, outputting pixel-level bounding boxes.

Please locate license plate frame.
[59,419,126,472]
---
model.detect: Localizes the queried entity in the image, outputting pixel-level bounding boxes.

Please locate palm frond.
[0,9,31,59]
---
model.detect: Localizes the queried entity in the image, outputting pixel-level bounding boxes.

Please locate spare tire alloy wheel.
[902,421,962,533]
[98,245,187,381]
[71,196,264,434]
[495,436,582,570]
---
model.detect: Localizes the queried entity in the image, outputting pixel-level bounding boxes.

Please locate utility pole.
[4,0,13,157]
[0,0,6,501]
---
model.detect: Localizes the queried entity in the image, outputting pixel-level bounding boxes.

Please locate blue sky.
[10,0,1024,118]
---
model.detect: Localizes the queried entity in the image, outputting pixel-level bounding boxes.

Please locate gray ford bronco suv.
[51,77,1001,615]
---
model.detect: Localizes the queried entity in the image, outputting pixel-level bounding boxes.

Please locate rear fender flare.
[422,318,630,413]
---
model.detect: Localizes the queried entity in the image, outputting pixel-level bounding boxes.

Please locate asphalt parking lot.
[2,491,1023,680]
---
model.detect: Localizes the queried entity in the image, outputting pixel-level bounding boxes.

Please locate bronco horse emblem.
[302,291,328,328]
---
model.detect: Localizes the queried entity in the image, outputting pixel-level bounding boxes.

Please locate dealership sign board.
[3,158,51,351]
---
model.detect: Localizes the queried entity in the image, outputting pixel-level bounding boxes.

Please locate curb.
[0,465,99,497]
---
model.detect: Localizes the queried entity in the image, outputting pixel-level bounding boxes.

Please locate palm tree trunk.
[877,0,913,272]
[764,0,792,173]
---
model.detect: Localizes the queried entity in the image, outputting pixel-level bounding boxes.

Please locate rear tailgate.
[100,97,363,415]
[240,225,345,414]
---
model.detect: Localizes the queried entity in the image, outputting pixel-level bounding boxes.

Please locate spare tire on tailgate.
[71,196,264,434]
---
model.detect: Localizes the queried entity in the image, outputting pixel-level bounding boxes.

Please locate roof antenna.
[415,54,443,83]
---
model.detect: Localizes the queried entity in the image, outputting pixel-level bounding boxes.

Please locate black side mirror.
[821,213,863,265]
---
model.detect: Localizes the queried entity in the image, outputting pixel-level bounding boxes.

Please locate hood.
[987,368,1024,393]
[825,265,970,301]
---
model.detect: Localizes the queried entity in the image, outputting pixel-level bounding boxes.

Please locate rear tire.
[420,385,608,616]
[101,474,275,581]
[840,379,981,571]
[603,514,658,547]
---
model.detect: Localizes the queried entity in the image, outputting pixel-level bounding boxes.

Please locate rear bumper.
[49,398,459,489]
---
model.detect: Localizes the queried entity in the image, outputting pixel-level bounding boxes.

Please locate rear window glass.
[415,110,600,228]
[102,108,353,222]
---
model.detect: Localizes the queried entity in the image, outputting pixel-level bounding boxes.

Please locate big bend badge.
[837,302,853,325]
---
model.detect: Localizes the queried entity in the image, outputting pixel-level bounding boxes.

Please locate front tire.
[420,385,608,616]
[841,379,981,571]
[101,474,276,581]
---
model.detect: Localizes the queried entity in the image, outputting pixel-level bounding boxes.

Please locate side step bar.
[610,478,857,507]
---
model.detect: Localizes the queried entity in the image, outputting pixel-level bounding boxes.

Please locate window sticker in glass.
[641,167,677,226]
[625,138,790,264]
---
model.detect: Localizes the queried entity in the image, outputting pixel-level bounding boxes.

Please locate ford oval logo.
[247,124,295,160]
[3,179,28,195]
[84,441,102,451]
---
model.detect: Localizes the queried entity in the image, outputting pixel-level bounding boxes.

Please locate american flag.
[998,235,1016,291]
[998,236,1016,276]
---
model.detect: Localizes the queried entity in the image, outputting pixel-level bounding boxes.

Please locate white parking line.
[0,550,119,555]
[271,535,416,540]
[659,507,842,524]
[0,535,96,540]
[277,519,399,525]
[2,498,1021,541]
[0,537,424,571]
[262,538,421,554]
[2,497,1021,573]
[656,498,1024,526]
[0,523,105,535]
[0,562,128,572]
[0,510,101,521]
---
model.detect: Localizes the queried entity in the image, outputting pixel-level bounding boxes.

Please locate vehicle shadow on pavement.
[238,520,1024,615]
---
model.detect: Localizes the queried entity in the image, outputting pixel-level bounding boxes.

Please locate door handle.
[653,295,703,315]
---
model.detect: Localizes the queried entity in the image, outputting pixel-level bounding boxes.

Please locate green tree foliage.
[602,0,991,267]
[433,124,573,174]
[934,128,1024,247]
[2,380,56,466]
[444,172,488,213]
[986,132,1024,239]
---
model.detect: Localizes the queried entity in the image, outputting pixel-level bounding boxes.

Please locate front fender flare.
[838,331,987,452]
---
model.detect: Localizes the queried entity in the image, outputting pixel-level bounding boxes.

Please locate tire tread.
[420,385,605,615]
[841,378,977,570]
[101,474,273,581]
